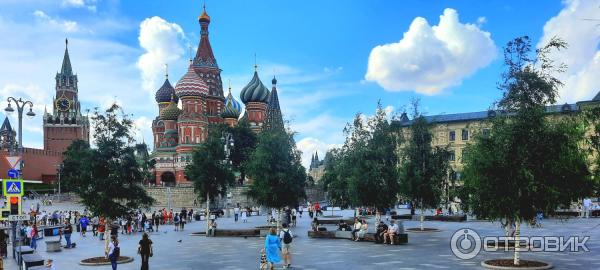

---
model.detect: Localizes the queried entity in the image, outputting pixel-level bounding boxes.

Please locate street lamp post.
[5,97,35,152]
[4,97,34,259]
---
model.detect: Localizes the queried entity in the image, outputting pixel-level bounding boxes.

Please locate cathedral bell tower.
[43,39,90,153]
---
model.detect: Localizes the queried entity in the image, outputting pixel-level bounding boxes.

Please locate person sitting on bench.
[355,219,368,242]
[375,221,388,244]
[383,220,399,244]
[208,219,217,237]
[351,218,362,241]
[337,220,349,231]
[311,218,319,232]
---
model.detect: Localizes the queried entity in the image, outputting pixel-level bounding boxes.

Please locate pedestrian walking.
[241,208,248,223]
[138,233,153,270]
[106,235,120,270]
[174,213,180,231]
[264,227,281,270]
[234,204,240,222]
[279,223,293,268]
[29,224,39,250]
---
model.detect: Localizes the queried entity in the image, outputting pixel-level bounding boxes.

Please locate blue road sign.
[7,169,18,179]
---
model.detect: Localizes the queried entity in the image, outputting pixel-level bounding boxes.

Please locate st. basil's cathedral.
[151,6,284,186]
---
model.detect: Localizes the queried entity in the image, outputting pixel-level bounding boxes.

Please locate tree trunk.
[420,208,425,231]
[206,192,210,236]
[104,217,110,257]
[513,220,521,266]
[277,208,281,232]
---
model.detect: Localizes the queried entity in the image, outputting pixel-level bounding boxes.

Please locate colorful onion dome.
[199,5,210,23]
[240,71,269,104]
[222,88,242,119]
[159,98,181,120]
[175,65,209,98]
[155,78,178,103]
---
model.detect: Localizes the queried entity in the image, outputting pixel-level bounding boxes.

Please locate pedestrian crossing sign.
[3,179,24,196]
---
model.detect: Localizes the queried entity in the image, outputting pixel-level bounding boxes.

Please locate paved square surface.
[4,200,600,269]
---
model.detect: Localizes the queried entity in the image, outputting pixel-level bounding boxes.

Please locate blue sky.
[0,0,598,167]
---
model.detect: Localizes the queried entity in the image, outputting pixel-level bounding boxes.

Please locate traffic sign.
[8,215,28,221]
[7,169,18,179]
[4,156,21,169]
[3,179,24,196]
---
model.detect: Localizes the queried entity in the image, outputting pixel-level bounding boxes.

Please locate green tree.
[134,142,155,185]
[185,129,235,234]
[398,104,450,230]
[322,104,401,216]
[320,148,352,209]
[227,121,257,185]
[461,36,594,266]
[246,128,306,225]
[62,104,154,254]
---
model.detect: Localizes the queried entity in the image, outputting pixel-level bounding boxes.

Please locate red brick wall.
[0,148,62,183]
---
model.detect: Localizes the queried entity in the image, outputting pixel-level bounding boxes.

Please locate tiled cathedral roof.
[240,71,269,103]
[175,65,209,98]
[222,87,242,119]
[264,76,284,131]
[155,78,178,103]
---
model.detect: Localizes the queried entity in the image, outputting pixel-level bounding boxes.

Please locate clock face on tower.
[56,98,71,112]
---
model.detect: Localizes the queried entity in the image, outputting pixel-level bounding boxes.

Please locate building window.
[449,131,456,141]
[482,128,490,138]
[461,148,467,163]
[462,129,469,141]
[449,150,455,161]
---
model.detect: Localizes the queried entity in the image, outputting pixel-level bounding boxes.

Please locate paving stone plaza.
[3,199,599,269]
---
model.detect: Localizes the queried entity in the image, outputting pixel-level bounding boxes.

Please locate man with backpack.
[279,223,293,268]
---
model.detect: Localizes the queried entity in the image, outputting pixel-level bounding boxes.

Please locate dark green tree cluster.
[62,104,154,219]
[245,128,307,210]
[321,104,401,211]
[460,36,596,266]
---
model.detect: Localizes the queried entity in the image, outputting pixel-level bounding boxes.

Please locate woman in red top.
[30,224,39,250]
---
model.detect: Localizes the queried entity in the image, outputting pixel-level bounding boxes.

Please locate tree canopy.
[245,128,306,209]
[61,104,154,218]
[321,103,401,209]
[398,109,450,213]
[185,128,235,203]
[461,36,595,223]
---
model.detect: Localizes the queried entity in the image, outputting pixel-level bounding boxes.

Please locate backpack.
[113,245,120,258]
[283,230,293,244]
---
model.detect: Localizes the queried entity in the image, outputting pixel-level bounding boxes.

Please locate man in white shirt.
[234,205,240,222]
[583,198,592,218]
[384,220,399,245]
[279,223,294,268]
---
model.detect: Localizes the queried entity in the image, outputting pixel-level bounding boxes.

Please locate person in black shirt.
[375,221,388,244]
[63,221,73,248]
[138,233,153,270]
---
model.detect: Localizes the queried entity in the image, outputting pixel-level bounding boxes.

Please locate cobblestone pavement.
[4,200,600,269]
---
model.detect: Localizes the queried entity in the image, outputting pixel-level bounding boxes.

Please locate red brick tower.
[43,39,90,153]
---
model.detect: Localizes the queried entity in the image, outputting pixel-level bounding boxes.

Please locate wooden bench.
[22,253,44,270]
[16,246,34,267]
[45,240,61,252]
[425,215,467,222]
[214,229,260,237]
[307,230,335,238]
[391,214,412,220]
[314,219,354,225]
[363,233,408,245]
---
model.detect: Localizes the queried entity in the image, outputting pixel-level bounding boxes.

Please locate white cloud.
[477,16,487,26]
[537,0,600,102]
[137,16,185,94]
[365,8,497,95]
[61,0,97,12]
[33,10,80,32]
[296,137,340,169]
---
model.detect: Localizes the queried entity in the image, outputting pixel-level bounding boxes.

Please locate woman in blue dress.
[264,227,281,270]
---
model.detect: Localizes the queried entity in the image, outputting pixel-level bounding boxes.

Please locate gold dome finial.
[199,2,210,22]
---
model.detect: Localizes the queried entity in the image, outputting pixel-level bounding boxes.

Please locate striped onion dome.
[175,65,209,98]
[159,98,181,120]
[240,71,269,104]
[222,89,242,119]
[155,78,178,103]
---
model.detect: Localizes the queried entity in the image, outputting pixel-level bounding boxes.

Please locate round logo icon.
[450,228,482,260]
